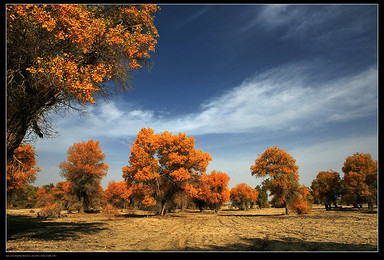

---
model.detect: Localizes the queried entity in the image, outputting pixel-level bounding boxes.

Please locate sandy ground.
[6,206,377,252]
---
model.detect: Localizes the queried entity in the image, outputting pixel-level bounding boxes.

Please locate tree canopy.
[7,143,40,206]
[250,146,300,214]
[341,152,377,210]
[7,4,159,159]
[59,139,108,211]
[230,183,258,210]
[122,127,212,215]
[311,170,341,210]
[191,170,231,212]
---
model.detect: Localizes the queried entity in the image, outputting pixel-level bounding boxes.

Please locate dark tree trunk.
[7,110,32,160]
[333,201,339,208]
[368,201,374,211]
[284,201,289,215]
[159,201,168,215]
[7,68,60,160]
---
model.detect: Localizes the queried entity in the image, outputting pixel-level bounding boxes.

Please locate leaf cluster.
[7,143,41,196]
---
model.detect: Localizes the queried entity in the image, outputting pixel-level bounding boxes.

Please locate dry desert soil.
[6,206,377,252]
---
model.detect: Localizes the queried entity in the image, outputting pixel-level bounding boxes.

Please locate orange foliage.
[311,170,341,210]
[230,183,258,210]
[102,203,120,219]
[250,146,299,179]
[7,143,41,197]
[104,181,132,208]
[59,140,108,210]
[36,182,75,211]
[141,195,157,208]
[341,153,377,209]
[190,170,231,212]
[288,185,312,214]
[49,181,75,210]
[288,195,310,214]
[39,202,62,218]
[122,128,212,215]
[36,186,55,207]
[297,185,312,200]
[51,181,71,201]
[7,4,159,104]
[250,146,300,214]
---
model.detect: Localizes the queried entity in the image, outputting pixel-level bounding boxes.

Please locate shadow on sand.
[184,236,377,251]
[7,214,107,241]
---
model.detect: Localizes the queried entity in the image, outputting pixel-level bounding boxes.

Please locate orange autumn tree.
[288,185,312,214]
[7,4,159,159]
[104,181,132,209]
[36,185,55,207]
[230,183,259,210]
[7,143,41,206]
[250,146,300,215]
[122,128,212,215]
[341,152,377,210]
[50,181,77,211]
[59,140,108,212]
[310,170,342,210]
[36,181,80,213]
[191,170,231,213]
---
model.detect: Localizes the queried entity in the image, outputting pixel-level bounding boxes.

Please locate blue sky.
[32,4,378,189]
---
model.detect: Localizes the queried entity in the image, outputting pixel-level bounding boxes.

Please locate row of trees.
[7,128,377,216]
[6,4,377,216]
[7,135,231,215]
[311,152,377,211]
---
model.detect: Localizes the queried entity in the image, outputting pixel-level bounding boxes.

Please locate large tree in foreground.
[250,146,300,215]
[59,140,108,211]
[7,4,159,159]
[122,128,212,215]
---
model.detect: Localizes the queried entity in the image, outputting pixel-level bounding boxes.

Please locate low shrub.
[102,203,119,220]
[39,203,62,218]
[288,195,311,214]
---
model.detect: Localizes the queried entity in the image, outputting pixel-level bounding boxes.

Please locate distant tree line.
[7,128,377,217]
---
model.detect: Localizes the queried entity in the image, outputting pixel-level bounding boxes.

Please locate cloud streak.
[182,65,376,134]
[33,62,377,189]
[244,5,377,49]
[42,63,377,144]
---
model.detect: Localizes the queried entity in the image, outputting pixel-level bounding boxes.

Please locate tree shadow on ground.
[120,213,156,218]
[185,237,377,251]
[7,214,107,241]
[219,213,285,217]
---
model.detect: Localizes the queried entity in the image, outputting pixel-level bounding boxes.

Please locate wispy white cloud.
[244,5,326,34]
[244,5,376,45]
[169,64,376,135]
[32,63,377,188]
[173,6,212,31]
[37,63,377,146]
